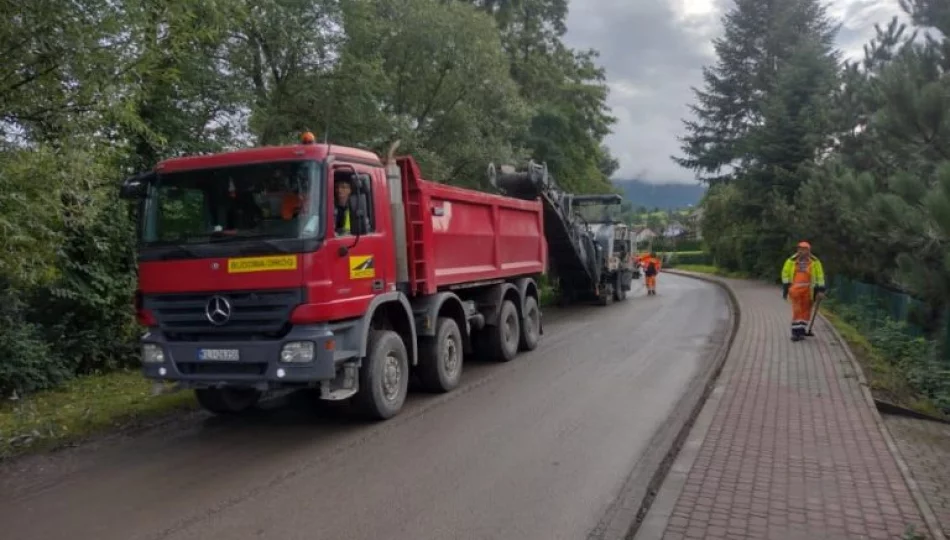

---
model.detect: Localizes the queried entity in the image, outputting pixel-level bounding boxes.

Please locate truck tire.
[518,296,541,351]
[195,387,261,415]
[599,283,614,306]
[488,299,520,362]
[417,317,464,393]
[353,330,409,420]
[613,274,626,301]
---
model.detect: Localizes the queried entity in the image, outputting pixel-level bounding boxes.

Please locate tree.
[460,0,618,192]
[675,0,840,276]
[337,0,530,183]
[673,0,839,184]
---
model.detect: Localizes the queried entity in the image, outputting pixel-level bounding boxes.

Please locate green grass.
[0,370,197,460]
[822,308,946,419]
[672,264,751,279]
[661,250,705,256]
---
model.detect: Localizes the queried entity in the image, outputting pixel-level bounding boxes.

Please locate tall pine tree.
[675,0,840,277]
[673,0,838,184]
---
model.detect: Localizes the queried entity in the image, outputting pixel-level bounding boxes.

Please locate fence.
[827,275,950,361]
[829,276,928,336]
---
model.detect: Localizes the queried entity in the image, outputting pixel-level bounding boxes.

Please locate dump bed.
[396,157,547,296]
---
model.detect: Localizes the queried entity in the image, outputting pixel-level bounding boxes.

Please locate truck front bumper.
[140,325,340,389]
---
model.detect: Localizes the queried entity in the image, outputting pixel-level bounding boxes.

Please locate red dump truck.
[119,135,547,420]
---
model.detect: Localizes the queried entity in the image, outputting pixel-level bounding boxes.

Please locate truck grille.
[144,288,304,341]
[177,362,268,376]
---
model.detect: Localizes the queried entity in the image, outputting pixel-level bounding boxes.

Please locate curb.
[875,398,950,425]
[821,312,946,540]
[608,269,741,540]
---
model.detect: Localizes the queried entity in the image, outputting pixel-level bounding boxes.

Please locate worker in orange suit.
[781,241,826,342]
[642,252,661,296]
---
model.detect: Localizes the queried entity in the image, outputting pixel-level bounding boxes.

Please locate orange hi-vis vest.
[792,257,812,289]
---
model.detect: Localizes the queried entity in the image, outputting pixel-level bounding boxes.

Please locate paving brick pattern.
[660,277,928,540]
[884,415,950,536]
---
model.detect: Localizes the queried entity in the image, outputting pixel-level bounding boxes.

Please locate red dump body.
[397,157,547,296]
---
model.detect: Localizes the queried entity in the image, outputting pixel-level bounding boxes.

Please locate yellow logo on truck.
[227,255,298,273]
[349,255,376,279]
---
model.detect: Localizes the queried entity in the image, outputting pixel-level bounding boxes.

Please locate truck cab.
[121,134,546,420]
[571,195,636,304]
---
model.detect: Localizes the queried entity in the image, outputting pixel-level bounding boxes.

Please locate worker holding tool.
[642,252,661,296]
[781,241,826,342]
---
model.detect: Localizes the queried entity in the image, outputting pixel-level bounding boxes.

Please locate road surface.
[0,274,730,540]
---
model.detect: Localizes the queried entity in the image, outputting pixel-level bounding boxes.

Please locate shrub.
[828,299,950,410]
[663,251,712,267]
[0,287,69,396]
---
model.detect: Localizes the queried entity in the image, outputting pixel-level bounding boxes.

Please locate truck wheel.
[519,296,541,351]
[417,317,464,393]
[599,283,614,306]
[613,274,627,301]
[353,330,409,420]
[488,300,520,362]
[195,387,261,415]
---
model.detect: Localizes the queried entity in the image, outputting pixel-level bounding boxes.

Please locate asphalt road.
[0,273,730,540]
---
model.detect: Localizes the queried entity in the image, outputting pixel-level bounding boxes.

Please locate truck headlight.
[281,341,315,363]
[143,343,165,364]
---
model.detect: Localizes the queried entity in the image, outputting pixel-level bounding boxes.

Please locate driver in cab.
[334,173,354,236]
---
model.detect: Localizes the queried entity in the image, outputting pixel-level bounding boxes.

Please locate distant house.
[634,227,658,243]
[663,221,687,238]
[687,208,704,240]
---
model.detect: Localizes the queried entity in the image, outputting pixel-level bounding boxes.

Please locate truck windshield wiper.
[236,238,291,254]
[154,238,290,259]
[205,235,293,254]
[159,244,200,260]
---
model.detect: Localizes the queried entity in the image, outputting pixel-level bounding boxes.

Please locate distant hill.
[613,179,706,210]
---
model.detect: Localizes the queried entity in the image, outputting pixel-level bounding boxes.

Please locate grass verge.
[671,264,751,280]
[821,308,947,419]
[0,371,196,460]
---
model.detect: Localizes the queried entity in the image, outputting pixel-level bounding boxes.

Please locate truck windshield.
[574,203,622,224]
[141,160,323,246]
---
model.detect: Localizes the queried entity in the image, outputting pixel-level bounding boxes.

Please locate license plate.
[197,348,240,361]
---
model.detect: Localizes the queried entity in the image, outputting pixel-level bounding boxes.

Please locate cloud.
[564,0,906,183]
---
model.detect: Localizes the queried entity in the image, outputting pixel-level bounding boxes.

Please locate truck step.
[320,387,358,401]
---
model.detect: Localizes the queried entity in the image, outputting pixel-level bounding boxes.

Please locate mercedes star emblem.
[205,295,232,326]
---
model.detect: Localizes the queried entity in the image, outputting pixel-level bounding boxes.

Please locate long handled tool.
[805,294,824,337]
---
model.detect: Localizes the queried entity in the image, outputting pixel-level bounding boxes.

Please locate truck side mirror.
[119,172,154,200]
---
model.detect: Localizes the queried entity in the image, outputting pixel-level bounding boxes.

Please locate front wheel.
[417,317,464,393]
[195,387,261,415]
[353,330,409,420]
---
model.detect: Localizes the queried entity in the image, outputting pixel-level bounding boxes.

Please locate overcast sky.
[564,0,907,184]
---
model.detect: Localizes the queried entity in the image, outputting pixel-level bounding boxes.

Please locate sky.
[563,0,907,184]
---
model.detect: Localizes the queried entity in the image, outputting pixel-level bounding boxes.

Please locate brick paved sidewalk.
[636,274,932,540]
[884,415,950,537]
